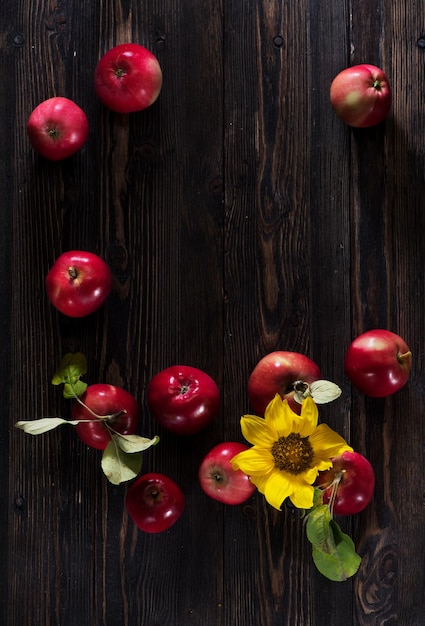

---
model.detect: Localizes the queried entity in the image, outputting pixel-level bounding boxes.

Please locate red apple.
[46,250,112,317]
[27,96,89,160]
[315,451,375,515]
[247,351,321,415]
[72,384,139,450]
[126,473,185,533]
[94,43,162,113]
[344,329,412,397]
[198,442,256,505]
[330,64,391,128]
[147,365,220,435]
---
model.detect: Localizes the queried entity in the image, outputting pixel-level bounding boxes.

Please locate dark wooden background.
[1,1,425,624]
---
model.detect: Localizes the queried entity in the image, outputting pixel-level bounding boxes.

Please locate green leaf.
[306,504,361,581]
[306,505,335,553]
[310,520,361,581]
[15,417,80,435]
[313,487,324,507]
[62,379,88,399]
[101,438,143,485]
[51,352,88,399]
[116,434,160,453]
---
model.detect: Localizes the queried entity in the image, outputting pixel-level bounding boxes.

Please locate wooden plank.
[222,1,339,624]
[349,1,425,625]
[308,0,355,623]
[6,2,101,625]
[0,8,17,626]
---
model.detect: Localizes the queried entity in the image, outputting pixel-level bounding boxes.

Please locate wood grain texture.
[2,0,425,624]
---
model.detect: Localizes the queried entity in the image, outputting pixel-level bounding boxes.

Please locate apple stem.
[107,409,127,420]
[398,350,412,363]
[68,265,79,280]
[322,470,345,518]
[72,393,127,422]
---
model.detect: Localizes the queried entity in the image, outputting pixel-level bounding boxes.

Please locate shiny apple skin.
[247,351,321,416]
[315,451,375,515]
[27,96,89,160]
[46,250,112,317]
[147,365,220,435]
[126,473,185,533]
[94,43,162,113]
[73,384,139,450]
[344,329,412,397]
[198,442,256,505]
[330,64,391,128]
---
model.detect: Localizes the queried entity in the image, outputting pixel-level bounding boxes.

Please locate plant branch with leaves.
[16,353,159,485]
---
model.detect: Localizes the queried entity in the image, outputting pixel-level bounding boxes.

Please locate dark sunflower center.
[271,433,314,475]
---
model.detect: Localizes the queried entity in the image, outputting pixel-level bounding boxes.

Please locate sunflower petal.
[264,395,295,438]
[314,458,334,472]
[310,423,353,460]
[240,414,276,447]
[297,397,319,437]
[288,479,315,509]
[248,472,269,495]
[303,466,320,485]
[262,470,294,510]
[231,447,274,476]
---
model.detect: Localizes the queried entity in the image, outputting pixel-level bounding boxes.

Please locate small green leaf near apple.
[247,350,322,415]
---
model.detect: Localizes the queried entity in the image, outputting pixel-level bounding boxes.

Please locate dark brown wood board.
[1,1,425,624]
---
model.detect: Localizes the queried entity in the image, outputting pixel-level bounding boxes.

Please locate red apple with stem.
[94,43,162,113]
[344,329,412,397]
[330,64,391,128]
[27,96,89,160]
[247,351,322,415]
[46,250,112,318]
[147,365,220,435]
[198,442,256,505]
[72,383,139,450]
[315,451,375,516]
[126,473,185,533]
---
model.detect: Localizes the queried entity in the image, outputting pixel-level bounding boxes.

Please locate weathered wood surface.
[1,1,425,624]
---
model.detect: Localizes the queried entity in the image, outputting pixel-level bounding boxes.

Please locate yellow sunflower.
[231,394,352,510]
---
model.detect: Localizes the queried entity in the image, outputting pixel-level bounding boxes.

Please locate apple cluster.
[27,43,163,161]
[31,44,163,317]
[244,334,411,516]
[125,366,256,531]
[127,327,412,531]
